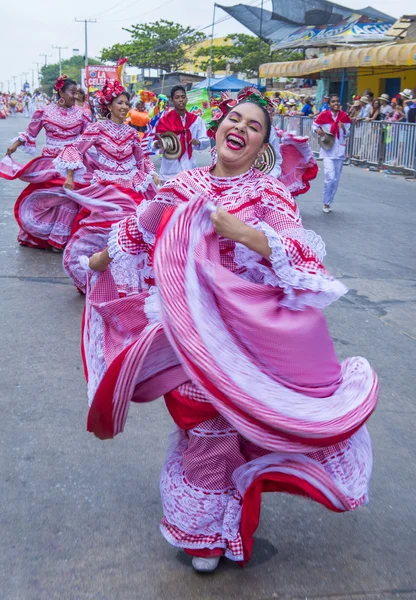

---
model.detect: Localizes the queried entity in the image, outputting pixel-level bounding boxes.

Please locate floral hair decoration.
[54,76,68,92]
[96,80,127,113]
[207,87,273,139]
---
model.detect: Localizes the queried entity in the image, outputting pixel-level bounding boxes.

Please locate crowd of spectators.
[269,88,416,123]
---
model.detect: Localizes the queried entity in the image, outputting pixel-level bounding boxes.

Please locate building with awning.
[260,42,416,100]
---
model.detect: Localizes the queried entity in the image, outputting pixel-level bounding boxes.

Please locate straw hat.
[378,93,390,102]
[353,100,361,107]
[399,89,413,100]
[155,132,182,160]
[359,96,369,104]
[254,144,276,174]
[318,131,335,151]
[287,99,297,106]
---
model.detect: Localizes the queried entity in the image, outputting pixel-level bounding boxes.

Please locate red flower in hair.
[54,75,68,91]
[96,79,127,113]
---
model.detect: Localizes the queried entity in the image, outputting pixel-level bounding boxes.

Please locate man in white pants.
[313,95,351,213]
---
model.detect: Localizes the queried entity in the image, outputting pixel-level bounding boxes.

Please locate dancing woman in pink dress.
[54,80,162,293]
[1,77,91,250]
[83,97,378,573]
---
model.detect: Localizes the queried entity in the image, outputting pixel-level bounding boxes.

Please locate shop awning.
[260,42,416,77]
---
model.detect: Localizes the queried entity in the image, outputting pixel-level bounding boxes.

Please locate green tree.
[100,20,205,73]
[40,55,100,94]
[194,34,302,78]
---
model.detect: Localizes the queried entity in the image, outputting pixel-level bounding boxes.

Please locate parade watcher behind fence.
[154,85,209,181]
[313,94,351,214]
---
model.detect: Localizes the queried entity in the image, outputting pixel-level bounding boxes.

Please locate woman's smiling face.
[215,102,268,173]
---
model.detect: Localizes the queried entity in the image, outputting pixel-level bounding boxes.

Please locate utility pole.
[75,18,97,69]
[7,80,11,92]
[257,0,264,88]
[208,3,217,96]
[52,45,68,76]
[33,62,41,89]
[12,76,17,92]
[40,53,52,66]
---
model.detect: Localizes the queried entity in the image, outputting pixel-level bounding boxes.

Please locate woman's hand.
[89,249,112,272]
[152,173,163,186]
[6,141,20,156]
[64,176,75,190]
[191,139,201,147]
[210,207,250,244]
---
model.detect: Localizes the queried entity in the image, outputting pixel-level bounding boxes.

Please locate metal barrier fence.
[273,115,416,174]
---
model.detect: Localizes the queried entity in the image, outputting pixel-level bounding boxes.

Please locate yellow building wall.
[357,67,416,96]
[182,37,233,77]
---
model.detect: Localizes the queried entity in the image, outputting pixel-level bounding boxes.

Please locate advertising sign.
[186,87,212,124]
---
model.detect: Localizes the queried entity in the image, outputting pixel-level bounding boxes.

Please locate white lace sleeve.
[256,221,347,310]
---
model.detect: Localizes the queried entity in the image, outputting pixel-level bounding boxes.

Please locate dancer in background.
[313,95,351,214]
[55,79,161,292]
[75,87,92,121]
[126,100,150,139]
[1,76,90,250]
[83,97,377,573]
[154,85,209,180]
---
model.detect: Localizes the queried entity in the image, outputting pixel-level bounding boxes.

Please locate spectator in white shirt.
[357,96,371,120]
[378,94,393,119]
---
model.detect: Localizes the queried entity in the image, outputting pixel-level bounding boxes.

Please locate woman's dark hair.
[60,78,77,93]
[235,100,272,143]
[329,94,340,102]
[111,91,130,104]
[170,85,186,99]
[396,96,403,107]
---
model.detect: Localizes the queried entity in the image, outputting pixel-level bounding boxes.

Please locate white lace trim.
[133,170,155,193]
[256,221,347,310]
[13,134,37,155]
[53,155,86,178]
[160,429,243,560]
[136,200,157,245]
[144,286,161,324]
[107,222,146,294]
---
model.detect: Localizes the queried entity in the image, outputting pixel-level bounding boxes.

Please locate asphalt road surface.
[1,116,415,600]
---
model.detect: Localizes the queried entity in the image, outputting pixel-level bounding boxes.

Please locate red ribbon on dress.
[315,110,351,138]
[156,110,198,160]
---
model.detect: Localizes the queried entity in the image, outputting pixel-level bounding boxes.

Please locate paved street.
[1,116,415,600]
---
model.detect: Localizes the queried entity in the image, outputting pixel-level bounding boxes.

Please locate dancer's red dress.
[82,166,378,563]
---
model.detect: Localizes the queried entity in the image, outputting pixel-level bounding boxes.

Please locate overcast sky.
[1,0,410,91]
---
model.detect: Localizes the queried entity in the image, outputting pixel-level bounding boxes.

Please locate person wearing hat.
[348,99,361,119]
[313,94,351,213]
[378,94,393,120]
[319,94,330,113]
[154,85,209,181]
[357,96,371,120]
[400,89,416,122]
[285,98,297,116]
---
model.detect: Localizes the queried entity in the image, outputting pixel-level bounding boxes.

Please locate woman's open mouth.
[225,133,246,150]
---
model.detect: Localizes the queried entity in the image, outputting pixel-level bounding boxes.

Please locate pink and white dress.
[54,119,158,293]
[81,165,378,564]
[0,103,91,249]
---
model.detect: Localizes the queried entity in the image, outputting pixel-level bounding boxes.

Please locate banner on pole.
[85,66,120,93]
[186,88,212,124]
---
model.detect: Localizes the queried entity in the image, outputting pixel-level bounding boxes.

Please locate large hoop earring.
[57,97,65,107]
[106,112,112,120]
